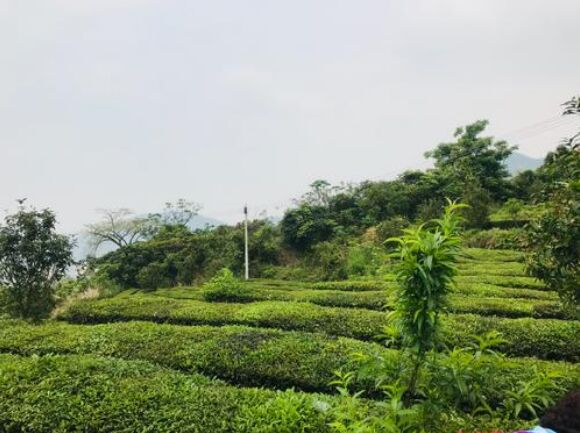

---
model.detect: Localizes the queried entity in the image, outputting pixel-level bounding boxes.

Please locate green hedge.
[248,277,548,294]
[0,353,333,433]
[456,275,546,290]
[459,248,524,263]
[0,321,578,400]
[0,320,375,393]
[457,262,526,277]
[0,352,569,433]
[60,298,580,361]
[148,287,564,319]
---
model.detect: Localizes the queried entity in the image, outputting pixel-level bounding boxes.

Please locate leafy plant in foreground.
[388,200,466,400]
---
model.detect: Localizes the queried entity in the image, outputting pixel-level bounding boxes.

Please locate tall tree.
[425,120,516,200]
[525,97,580,310]
[160,199,201,227]
[85,209,159,252]
[0,204,74,319]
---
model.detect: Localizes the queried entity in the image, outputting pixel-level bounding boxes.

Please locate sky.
[1,0,579,233]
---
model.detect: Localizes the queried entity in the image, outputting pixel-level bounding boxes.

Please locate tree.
[0,204,74,319]
[85,209,159,252]
[388,201,466,401]
[160,199,201,227]
[280,204,336,251]
[525,97,579,310]
[299,180,341,207]
[425,120,516,200]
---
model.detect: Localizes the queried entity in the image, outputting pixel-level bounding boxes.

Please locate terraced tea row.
[0,353,334,433]
[59,298,580,361]
[1,321,577,399]
[143,287,565,318]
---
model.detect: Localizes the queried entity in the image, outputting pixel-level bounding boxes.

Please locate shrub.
[307,241,348,281]
[202,268,254,303]
[463,228,525,250]
[136,261,174,290]
[375,216,409,243]
[0,321,577,400]
[151,285,565,319]
[346,242,387,277]
[0,353,334,433]
[59,297,580,361]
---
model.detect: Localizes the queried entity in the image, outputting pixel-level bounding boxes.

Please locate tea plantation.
[0,248,578,432]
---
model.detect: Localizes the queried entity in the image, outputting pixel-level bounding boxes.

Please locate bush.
[136,261,174,290]
[464,228,525,249]
[346,242,387,277]
[0,353,333,433]
[151,284,564,318]
[60,297,580,361]
[0,351,571,433]
[307,241,348,281]
[202,268,254,303]
[0,321,577,400]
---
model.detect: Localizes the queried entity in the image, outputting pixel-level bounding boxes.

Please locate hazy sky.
[1,0,579,233]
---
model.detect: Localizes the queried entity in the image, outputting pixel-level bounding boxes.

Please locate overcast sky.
[1,0,579,233]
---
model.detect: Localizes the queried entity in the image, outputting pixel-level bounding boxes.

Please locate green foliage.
[0,353,334,433]
[281,204,337,251]
[57,267,122,299]
[346,242,388,277]
[59,296,580,361]
[525,143,579,310]
[202,268,254,303]
[136,260,174,290]
[461,183,492,228]
[463,228,525,250]
[503,198,524,220]
[376,217,410,244]
[501,370,563,420]
[388,201,466,397]
[150,284,565,319]
[0,206,74,320]
[510,170,544,202]
[1,320,576,406]
[97,219,282,289]
[307,240,349,281]
[424,120,516,201]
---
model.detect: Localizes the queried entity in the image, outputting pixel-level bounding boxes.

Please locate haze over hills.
[506,152,544,174]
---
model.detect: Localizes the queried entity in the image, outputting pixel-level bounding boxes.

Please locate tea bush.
[0,353,333,433]
[201,268,255,303]
[59,298,580,361]
[0,321,577,399]
[151,287,565,318]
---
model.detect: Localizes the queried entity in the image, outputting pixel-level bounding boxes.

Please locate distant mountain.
[73,214,224,260]
[506,152,544,174]
[189,215,224,230]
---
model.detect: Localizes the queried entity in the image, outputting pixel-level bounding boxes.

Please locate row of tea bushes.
[457,262,526,277]
[147,287,564,318]
[0,353,333,433]
[1,321,578,398]
[0,352,557,433]
[59,298,580,361]
[458,248,524,263]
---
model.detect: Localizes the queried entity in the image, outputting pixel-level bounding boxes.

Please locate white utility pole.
[244,204,249,280]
